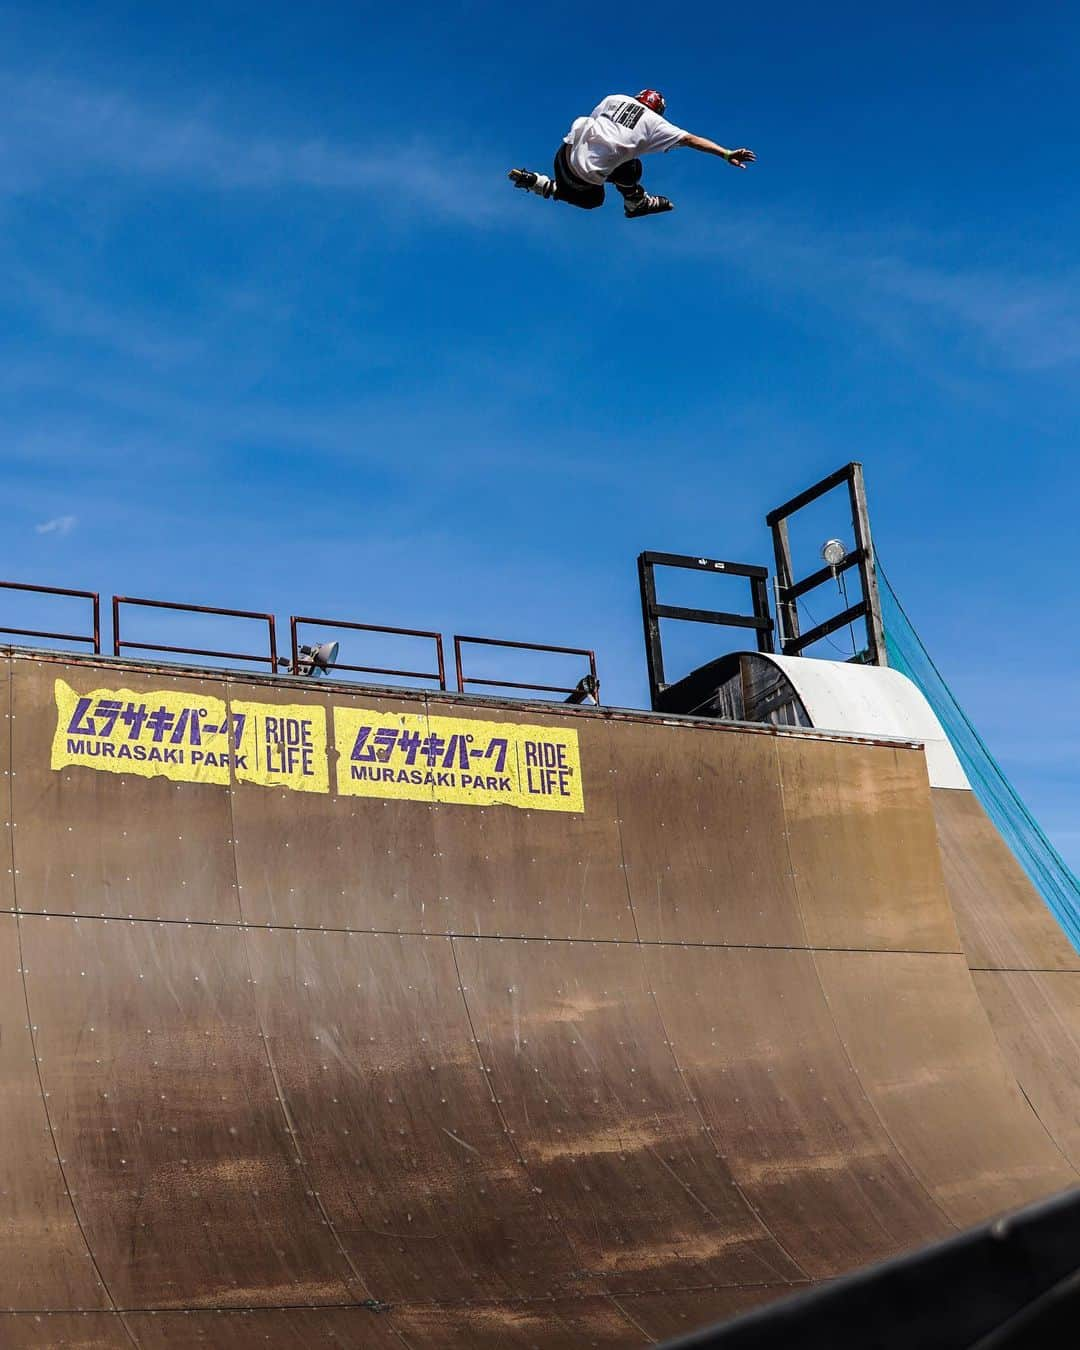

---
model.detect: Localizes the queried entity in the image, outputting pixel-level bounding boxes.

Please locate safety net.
[878,565,1080,953]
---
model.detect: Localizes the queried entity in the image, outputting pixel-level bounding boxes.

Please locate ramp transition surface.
[0,649,1074,1348]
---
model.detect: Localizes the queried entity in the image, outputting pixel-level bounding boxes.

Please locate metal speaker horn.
[297,640,340,677]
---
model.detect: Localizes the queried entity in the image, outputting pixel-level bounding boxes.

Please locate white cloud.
[0,71,507,224]
[644,212,1080,375]
[35,514,77,536]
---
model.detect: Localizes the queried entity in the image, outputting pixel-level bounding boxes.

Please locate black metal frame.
[765,462,887,666]
[637,551,775,710]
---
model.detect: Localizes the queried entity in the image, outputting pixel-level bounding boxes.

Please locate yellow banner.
[232,699,329,794]
[52,680,583,810]
[52,681,329,794]
[333,707,584,813]
[52,679,238,785]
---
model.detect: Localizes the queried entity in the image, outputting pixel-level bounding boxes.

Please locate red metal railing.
[453,634,599,701]
[3,579,602,703]
[289,616,446,687]
[0,581,101,653]
[113,596,278,670]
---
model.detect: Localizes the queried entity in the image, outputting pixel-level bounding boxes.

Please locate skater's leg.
[607,158,643,199]
[508,167,556,197]
[507,145,604,209]
[608,158,674,218]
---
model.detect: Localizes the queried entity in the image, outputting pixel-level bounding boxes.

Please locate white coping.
[761,654,971,791]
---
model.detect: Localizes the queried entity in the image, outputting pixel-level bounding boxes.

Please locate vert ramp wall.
[0,648,1072,1348]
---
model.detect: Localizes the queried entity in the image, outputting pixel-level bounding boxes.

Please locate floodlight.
[821,538,848,568]
[297,640,340,677]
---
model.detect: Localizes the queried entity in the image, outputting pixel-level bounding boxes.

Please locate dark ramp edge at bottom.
[661,1186,1080,1350]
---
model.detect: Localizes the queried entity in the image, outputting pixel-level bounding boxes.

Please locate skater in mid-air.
[508,89,755,218]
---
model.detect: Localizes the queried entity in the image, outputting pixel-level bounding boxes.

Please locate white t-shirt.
[563,94,687,185]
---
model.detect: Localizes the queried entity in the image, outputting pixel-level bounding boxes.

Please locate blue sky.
[3,2,1080,859]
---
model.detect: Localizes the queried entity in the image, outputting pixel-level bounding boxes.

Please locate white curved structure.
[762,654,970,791]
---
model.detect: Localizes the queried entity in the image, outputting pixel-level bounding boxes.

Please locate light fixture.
[296,640,340,677]
[821,538,848,569]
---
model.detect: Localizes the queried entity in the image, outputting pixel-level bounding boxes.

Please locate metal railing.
[453,634,599,702]
[112,595,279,670]
[289,615,446,687]
[3,581,602,704]
[0,581,101,652]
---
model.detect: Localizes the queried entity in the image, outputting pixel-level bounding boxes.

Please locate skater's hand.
[725,148,756,169]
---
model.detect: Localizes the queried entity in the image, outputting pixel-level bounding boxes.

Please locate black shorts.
[553,144,642,210]
[553,144,605,208]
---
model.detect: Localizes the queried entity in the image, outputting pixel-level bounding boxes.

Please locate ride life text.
[523,738,574,799]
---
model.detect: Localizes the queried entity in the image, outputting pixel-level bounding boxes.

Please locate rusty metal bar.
[112,595,278,669]
[0,580,100,652]
[453,634,599,701]
[289,615,446,686]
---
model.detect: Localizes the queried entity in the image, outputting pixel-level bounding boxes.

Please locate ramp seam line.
[0,905,966,956]
[969,965,1080,974]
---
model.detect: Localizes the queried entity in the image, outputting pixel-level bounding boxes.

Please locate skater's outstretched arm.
[679,133,756,168]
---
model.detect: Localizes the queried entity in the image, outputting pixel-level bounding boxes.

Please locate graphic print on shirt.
[608,100,645,130]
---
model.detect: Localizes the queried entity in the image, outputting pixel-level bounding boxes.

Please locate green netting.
[878,565,1080,954]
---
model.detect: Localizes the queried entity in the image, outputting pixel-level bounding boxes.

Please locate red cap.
[635,89,666,115]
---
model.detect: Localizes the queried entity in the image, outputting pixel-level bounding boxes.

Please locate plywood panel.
[431,706,633,941]
[973,969,1080,1170]
[456,936,803,1294]
[125,1306,401,1347]
[245,927,585,1304]
[0,914,107,1311]
[11,660,237,923]
[645,944,951,1276]
[0,1313,131,1349]
[933,787,1079,972]
[230,685,440,934]
[780,740,958,953]
[392,1297,643,1348]
[616,723,804,948]
[22,914,355,1308]
[129,1301,646,1348]
[816,950,1076,1227]
[617,1285,791,1342]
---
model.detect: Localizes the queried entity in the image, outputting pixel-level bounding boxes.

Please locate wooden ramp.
[934,787,1080,1174]
[0,649,1073,1348]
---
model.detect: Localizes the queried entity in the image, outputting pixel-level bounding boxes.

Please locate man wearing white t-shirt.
[509,89,755,218]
